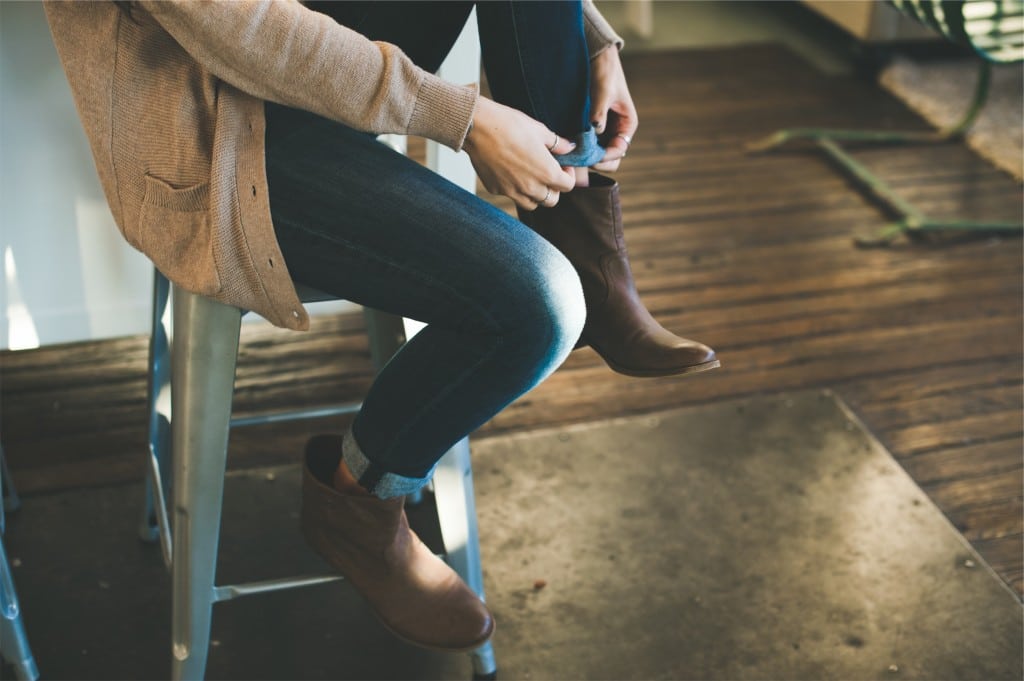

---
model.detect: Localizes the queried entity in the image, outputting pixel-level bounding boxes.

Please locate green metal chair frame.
[748,0,1024,246]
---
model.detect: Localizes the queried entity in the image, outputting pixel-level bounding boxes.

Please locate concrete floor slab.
[472,390,1022,680]
[2,390,1020,679]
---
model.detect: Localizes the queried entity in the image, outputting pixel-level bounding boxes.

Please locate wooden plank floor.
[2,46,1021,596]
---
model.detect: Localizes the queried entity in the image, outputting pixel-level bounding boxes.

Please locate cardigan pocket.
[139,174,222,296]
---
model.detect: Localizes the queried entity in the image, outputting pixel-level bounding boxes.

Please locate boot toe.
[591,331,720,377]
[664,340,720,375]
[683,340,717,365]
[387,579,495,652]
[426,596,495,651]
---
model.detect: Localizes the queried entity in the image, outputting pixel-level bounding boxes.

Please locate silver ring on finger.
[541,188,552,205]
[547,133,559,152]
[616,133,632,147]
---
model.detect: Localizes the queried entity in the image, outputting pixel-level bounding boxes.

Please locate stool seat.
[293,282,334,304]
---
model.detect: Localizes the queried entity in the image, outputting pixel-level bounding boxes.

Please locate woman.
[44,0,717,653]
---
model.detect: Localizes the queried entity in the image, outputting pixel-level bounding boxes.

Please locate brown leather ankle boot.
[301,435,494,652]
[519,173,719,377]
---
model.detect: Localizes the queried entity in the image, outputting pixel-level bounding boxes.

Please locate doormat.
[880,56,1024,181]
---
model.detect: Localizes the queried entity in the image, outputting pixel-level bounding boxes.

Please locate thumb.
[590,99,609,135]
[549,133,577,156]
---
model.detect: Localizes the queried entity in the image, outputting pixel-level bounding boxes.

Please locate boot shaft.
[518,173,636,312]
[519,173,626,262]
[303,442,407,554]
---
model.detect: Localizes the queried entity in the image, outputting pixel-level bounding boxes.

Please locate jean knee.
[545,251,587,356]
[509,247,585,376]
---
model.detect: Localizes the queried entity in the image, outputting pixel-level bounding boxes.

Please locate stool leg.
[141,271,173,566]
[433,438,497,679]
[0,538,38,680]
[169,287,241,681]
[0,445,38,680]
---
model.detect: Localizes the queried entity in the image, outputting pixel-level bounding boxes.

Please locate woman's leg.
[474,2,720,377]
[269,5,583,651]
[475,1,604,167]
[266,100,584,651]
[266,103,584,495]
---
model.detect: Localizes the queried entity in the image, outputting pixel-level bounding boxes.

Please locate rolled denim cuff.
[555,126,606,167]
[343,430,434,499]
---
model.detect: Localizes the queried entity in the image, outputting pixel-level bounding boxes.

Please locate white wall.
[0,2,367,350]
[0,3,479,350]
[1,1,153,350]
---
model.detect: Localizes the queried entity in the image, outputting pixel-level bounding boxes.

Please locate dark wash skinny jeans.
[266,1,603,496]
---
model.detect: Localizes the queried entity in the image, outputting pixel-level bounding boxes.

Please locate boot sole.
[380,612,495,654]
[596,353,721,378]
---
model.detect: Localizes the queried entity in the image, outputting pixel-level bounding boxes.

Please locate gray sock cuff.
[342,429,433,499]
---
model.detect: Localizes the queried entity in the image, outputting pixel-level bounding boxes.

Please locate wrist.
[593,44,620,68]
[463,97,496,154]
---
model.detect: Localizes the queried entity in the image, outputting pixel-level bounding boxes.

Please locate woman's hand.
[462,97,577,212]
[589,47,638,173]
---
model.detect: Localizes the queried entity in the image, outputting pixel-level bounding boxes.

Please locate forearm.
[141,0,477,150]
[582,0,624,59]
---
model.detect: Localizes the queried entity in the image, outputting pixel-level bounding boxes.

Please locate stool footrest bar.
[213,574,344,603]
[229,403,362,428]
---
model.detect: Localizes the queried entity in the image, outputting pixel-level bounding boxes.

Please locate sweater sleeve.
[582,0,625,59]
[139,0,478,150]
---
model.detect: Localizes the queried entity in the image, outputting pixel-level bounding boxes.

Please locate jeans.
[267,2,598,497]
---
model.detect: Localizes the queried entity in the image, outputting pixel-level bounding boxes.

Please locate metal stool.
[137,14,492,672]
[0,443,39,681]
[138,270,497,680]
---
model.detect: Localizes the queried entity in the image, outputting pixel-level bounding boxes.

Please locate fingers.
[515,191,554,212]
[591,130,630,173]
[515,197,540,212]
[543,131,581,191]
[515,182,569,212]
[539,189,559,208]
[590,90,612,136]
[533,186,561,209]
[603,136,629,162]
[612,105,639,138]
[463,102,579,211]
[551,165,576,192]
[591,92,617,137]
[592,157,621,173]
[605,109,637,148]
[548,133,577,156]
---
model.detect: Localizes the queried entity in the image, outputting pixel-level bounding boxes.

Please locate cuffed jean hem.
[556,127,605,167]
[343,429,434,499]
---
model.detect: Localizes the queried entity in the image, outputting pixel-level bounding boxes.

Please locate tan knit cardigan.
[44,0,622,331]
